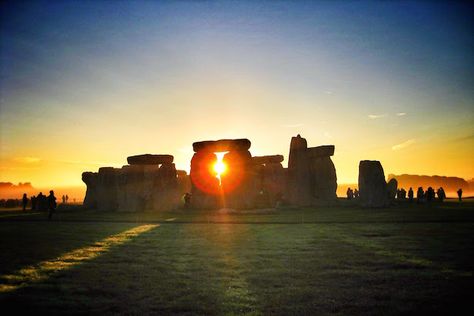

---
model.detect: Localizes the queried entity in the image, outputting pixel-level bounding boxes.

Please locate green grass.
[0,200,473,315]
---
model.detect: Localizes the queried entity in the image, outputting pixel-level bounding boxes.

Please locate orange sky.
[1,2,473,189]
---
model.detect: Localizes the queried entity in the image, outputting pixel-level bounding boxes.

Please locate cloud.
[368,114,387,119]
[392,139,415,151]
[282,123,304,128]
[396,112,407,116]
[14,157,41,164]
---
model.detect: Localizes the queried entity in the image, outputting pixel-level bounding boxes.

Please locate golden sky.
[1,1,473,188]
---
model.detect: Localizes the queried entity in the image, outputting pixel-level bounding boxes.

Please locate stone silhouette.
[287,135,337,206]
[387,178,398,202]
[82,154,185,212]
[82,136,340,211]
[358,160,390,207]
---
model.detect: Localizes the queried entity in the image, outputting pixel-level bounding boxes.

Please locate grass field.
[0,200,473,315]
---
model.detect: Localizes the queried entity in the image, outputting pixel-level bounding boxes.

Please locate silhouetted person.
[416,187,424,204]
[183,193,191,209]
[22,193,28,211]
[31,195,37,210]
[437,187,446,202]
[399,188,407,199]
[408,187,414,202]
[354,189,359,199]
[346,188,353,200]
[65,195,69,204]
[426,187,435,203]
[62,195,66,204]
[37,192,46,211]
[47,190,57,220]
[457,188,463,202]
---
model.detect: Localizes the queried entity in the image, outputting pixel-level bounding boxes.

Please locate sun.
[213,160,227,176]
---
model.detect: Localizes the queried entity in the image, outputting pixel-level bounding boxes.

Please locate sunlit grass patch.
[0,224,158,293]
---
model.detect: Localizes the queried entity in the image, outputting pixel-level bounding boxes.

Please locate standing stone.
[287,135,312,205]
[309,156,337,201]
[221,150,253,209]
[190,150,220,209]
[387,178,398,202]
[358,160,389,207]
[262,162,286,206]
[152,162,180,211]
[82,172,98,209]
[96,167,119,211]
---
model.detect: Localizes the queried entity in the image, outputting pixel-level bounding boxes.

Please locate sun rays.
[0,224,159,293]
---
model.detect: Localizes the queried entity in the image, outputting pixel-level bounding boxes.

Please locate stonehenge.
[81,134,396,211]
[82,154,185,211]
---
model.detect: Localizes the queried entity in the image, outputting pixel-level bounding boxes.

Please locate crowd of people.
[19,191,65,220]
[345,186,464,203]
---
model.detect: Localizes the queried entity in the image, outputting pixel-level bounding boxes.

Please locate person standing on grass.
[22,193,28,211]
[47,190,57,220]
[408,187,414,202]
[457,188,463,202]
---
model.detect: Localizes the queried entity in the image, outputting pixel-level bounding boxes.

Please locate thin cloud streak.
[368,114,387,119]
[392,139,416,151]
[396,112,407,116]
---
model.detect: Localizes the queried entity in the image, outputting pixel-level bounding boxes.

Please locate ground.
[0,200,473,315]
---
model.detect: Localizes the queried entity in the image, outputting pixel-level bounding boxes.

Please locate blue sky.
[1,0,473,186]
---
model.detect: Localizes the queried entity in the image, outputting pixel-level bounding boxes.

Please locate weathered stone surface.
[152,163,180,211]
[287,135,312,205]
[117,165,153,212]
[358,160,389,207]
[127,154,173,165]
[193,139,251,153]
[96,167,120,211]
[261,162,286,206]
[387,178,398,202]
[309,157,337,200]
[251,155,284,165]
[221,150,253,209]
[82,172,98,209]
[307,145,335,158]
[177,170,191,196]
[190,151,220,209]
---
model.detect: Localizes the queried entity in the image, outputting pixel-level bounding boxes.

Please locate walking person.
[22,193,28,211]
[47,190,57,220]
[457,188,463,202]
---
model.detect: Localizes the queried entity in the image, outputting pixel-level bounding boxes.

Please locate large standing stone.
[309,156,337,200]
[82,172,98,209]
[96,167,119,211]
[152,163,180,211]
[190,150,220,209]
[287,134,312,205]
[221,150,253,209]
[358,160,389,207]
[387,178,398,202]
[261,162,286,206]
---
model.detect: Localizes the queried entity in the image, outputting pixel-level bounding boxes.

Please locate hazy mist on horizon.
[1,1,473,188]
